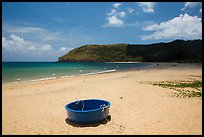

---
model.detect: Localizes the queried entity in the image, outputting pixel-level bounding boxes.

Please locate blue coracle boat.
[65,99,111,124]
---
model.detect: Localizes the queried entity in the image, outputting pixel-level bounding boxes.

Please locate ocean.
[2,62,156,83]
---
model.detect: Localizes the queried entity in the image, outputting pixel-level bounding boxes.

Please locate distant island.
[58,39,202,63]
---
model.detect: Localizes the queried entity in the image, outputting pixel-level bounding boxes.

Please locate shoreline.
[3,61,154,84]
[2,63,202,135]
[3,62,155,85]
[3,62,190,85]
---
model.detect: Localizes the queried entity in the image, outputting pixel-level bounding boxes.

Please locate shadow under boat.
[65,115,111,127]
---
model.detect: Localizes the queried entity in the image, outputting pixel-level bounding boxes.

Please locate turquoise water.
[2,62,155,83]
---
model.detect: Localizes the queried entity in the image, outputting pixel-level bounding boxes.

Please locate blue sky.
[2,2,202,62]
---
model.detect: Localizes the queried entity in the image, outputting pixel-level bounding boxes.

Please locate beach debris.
[148,78,202,98]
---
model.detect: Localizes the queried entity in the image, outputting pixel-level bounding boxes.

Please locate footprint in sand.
[109,123,125,134]
[117,124,125,134]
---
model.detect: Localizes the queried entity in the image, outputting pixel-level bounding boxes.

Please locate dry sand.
[2,63,202,135]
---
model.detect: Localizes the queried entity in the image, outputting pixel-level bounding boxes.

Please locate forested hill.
[58,39,202,63]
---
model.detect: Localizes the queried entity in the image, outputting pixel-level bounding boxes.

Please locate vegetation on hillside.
[58,39,202,63]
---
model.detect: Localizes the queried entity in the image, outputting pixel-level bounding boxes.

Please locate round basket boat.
[65,99,111,124]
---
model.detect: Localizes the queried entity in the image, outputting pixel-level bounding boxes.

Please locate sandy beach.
[2,63,202,135]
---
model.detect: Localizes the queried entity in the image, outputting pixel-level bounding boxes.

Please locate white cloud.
[10,34,24,43]
[3,24,60,42]
[41,44,52,50]
[59,47,67,51]
[181,2,201,11]
[107,9,116,16]
[138,2,156,13]
[2,37,7,49]
[27,46,36,50]
[104,3,126,27]
[127,8,134,14]
[2,34,81,61]
[2,21,93,45]
[118,11,126,18]
[2,34,67,61]
[3,23,95,45]
[2,34,54,55]
[2,35,25,51]
[106,16,123,26]
[141,14,202,40]
[2,23,97,61]
[56,47,73,58]
[103,11,152,28]
[113,3,122,8]
[5,26,45,33]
